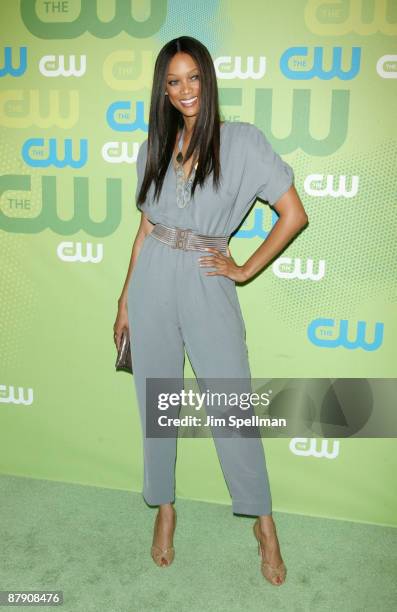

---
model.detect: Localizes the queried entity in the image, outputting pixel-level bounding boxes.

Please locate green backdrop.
[0,0,396,527]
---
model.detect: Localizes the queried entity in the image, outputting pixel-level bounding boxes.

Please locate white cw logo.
[102,141,140,164]
[304,175,359,197]
[39,55,87,77]
[376,55,397,78]
[290,438,340,459]
[57,242,103,262]
[273,257,325,280]
[214,56,266,79]
[0,385,33,405]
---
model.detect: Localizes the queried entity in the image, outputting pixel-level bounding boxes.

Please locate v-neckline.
[171,121,228,183]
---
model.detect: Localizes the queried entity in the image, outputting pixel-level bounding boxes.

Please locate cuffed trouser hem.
[232,500,272,517]
[142,492,175,507]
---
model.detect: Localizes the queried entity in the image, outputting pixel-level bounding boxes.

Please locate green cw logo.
[0,175,122,236]
[20,0,167,39]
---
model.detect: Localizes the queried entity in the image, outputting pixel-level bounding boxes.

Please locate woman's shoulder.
[223,122,269,164]
[223,121,265,145]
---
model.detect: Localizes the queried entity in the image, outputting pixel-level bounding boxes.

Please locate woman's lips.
[180,96,198,107]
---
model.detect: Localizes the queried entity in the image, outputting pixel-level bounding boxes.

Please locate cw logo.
[103,50,153,90]
[304,174,359,198]
[214,56,266,79]
[0,89,79,128]
[102,141,140,164]
[290,438,340,459]
[39,54,86,77]
[22,138,88,168]
[107,100,147,131]
[304,0,397,36]
[0,174,122,236]
[235,208,277,239]
[376,55,397,78]
[252,89,349,155]
[57,242,103,263]
[108,89,350,155]
[0,47,27,77]
[280,46,361,80]
[273,258,325,280]
[308,319,384,351]
[20,0,167,39]
[0,384,33,405]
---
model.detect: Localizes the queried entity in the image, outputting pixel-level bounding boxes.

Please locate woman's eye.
[168,75,199,86]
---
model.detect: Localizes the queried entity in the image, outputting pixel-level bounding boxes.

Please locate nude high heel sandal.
[253,518,287,586]
[151,508,176,567]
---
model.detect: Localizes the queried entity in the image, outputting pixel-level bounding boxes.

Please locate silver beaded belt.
[150,223,229,254]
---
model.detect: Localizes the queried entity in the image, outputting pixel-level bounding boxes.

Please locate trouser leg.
[179,268,272,516]
[127,241,184,506]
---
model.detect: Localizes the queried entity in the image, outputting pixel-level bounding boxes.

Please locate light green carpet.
[0,474,396,611]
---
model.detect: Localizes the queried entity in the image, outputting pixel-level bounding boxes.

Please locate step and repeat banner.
[1,1,396,527]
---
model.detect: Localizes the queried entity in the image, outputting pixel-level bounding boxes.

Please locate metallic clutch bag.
[115,328,133,374]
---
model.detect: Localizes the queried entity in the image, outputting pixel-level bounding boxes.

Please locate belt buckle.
[174,227,189,250]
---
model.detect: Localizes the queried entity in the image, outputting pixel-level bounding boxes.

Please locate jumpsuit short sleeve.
[135,138,149,213]
[243,124,294,207]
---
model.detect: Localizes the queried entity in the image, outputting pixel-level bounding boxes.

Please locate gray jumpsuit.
[127,121,294,516]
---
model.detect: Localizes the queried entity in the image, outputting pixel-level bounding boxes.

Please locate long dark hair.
[136,36,223,209]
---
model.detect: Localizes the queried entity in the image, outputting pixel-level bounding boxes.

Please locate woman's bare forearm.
[242,185,308,280]
[242,212,307,280]
[118,213,154,308]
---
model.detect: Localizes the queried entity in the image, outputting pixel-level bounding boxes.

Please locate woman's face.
[165,52,200,118]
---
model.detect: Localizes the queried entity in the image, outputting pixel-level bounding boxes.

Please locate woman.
[114,36,308,586]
